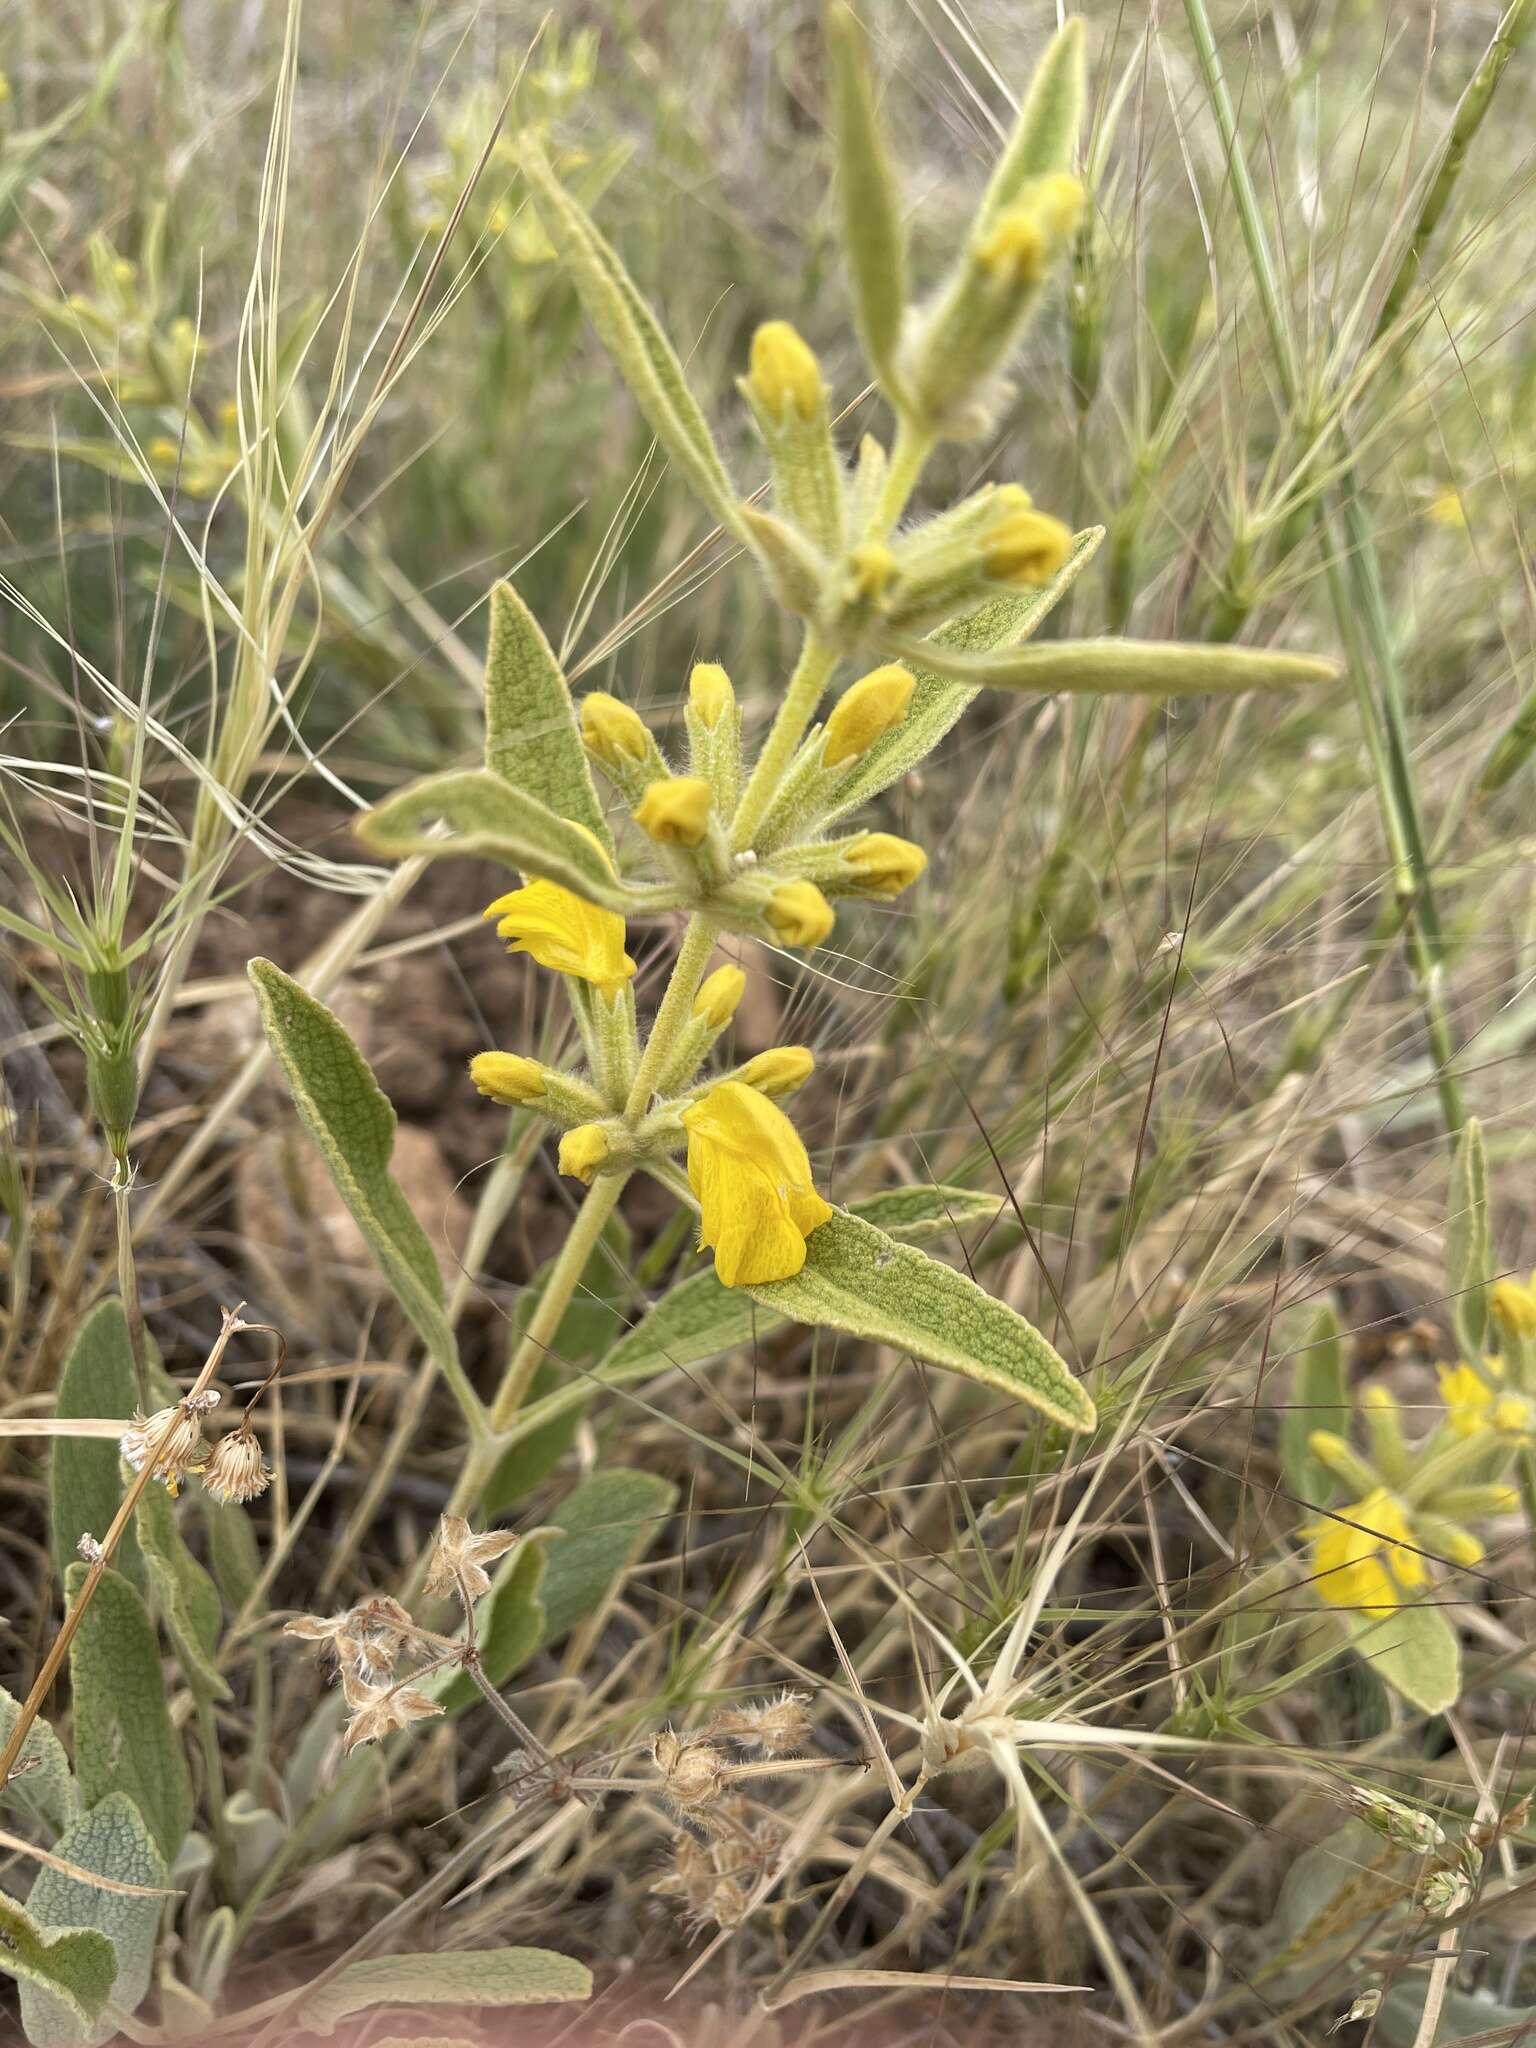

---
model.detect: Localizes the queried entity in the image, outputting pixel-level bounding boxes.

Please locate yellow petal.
[484,877,636,999]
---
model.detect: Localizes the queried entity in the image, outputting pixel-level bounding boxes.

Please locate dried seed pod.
[202,1426,271,1505]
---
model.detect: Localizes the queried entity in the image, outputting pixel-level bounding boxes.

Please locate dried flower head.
[202,1426,271,1505]
[653,1729,727,1815]
[422,1514,520,1603]
[286,1594,418,1682]
[340,1668,444,1752]
[120,1398,216,1496]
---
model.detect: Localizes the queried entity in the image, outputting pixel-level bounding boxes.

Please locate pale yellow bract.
[682,1080,834,1288]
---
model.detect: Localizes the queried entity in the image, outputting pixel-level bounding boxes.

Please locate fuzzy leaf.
[1344,1602,1461,1715]
[597,1185,1004,1384]
[895,633,1341,697]
[520,141,741,537]
[1446,1116,1490,1360]
[0,1901,115,2039]
[747,1212,1095,1430]
[197,1494,262,1613]
[0,1690,77,1835]
[977,19,1087,228]
[299,1947,591,2034]
[66,1563,193,1863]
[483,581,612,852]
[539,1468,677,1644]
[825,527,1104,823]
[1279,1304,1349,1510]
[248,960,454,1370]
[828,3,907,390]
[355,770,643,911]
[49,1299,145,1593]
[136,1485,231,1703]
[20,1792,167,2048]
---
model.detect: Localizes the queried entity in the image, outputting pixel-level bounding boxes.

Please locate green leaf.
[483,581,612,853]
[539,1469,677,1645]
[441,1535,549,1710]
[197,1494,262,1614]
[247,960,453,1371]
[221,1791,286,1902]
[354,769,646,911]
[1256,1816,1393,1960]
[298,1947,591,2034]
[0,1900,115,2040]
[19,1792,167,2048]
[520,140,741,539]
[746,1211,1095,1431]
[1279,1303,1348,1510]
[1343,1602,1461,1716]
[0,1690,77,1835]
[977,19,1087,229]
[49,1299,145,1593]
[825,528,1104,824]
[597,1184,1004,1385]
[136,1485,231,1703]
[893,633,1341,697]
[827,4,907,391]
[1446,1115,1490,1359]
[67,1563,193,1863]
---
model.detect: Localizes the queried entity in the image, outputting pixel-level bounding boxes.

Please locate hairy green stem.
[489,1172,628,1432]
[731,635,840,849]
[623,915,720,1119]
[872,414,934,538]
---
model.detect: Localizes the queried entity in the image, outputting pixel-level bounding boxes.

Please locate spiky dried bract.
[119,1399,216,1496]
[423,1514,520,1603]
[285,1595,419,1682]
[652,1730,726,1816]
[340,1668,444,1752]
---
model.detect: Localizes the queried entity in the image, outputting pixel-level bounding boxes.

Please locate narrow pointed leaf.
[1445,1115,1490,1359]
[826,528,1104,822]
[356,770,649,911]
[520,142,742,537]
[483,581,612,853]
[747,1211,1095,1430]
[1279,1303,1349,1510]
[67,1564,192,1863]
[893,633,1340,696]
[137,1484,231,1703]
[828,3,907,389]
[248,961,454,1368]
[20,1792,167,2048]
[1343,1602,1460,1715]
[978,19,1087,228]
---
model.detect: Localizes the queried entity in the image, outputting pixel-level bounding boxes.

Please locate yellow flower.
[558,1123,611,1184]
[689,663,734,729]
[766,880,835,950]
[847,543,897,601]
[842,832,928,898]
[1438,1359,1499,1437]
[975,174,1085,285]
[484,879,636,1001]
[822,665,915,768]
[1427,488,1467,531]
[981,508,1072,586]
[469,1052,546,1106]
[1491,1276,1536,1339]
[635,776,712,848]
[682,1081,833,1287]
[694,965,746,1031]
[1311,1488,1427,1618]
[580,690,651,766]
[748,320,823,424]
[737,1046,815,1098]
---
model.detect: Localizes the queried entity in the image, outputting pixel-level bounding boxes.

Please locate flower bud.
[822,664,915,768]
[469,1052,547,1106]
[766,881,835,950]
[689,663,735,730]
[847,543,897,602]
[635,776,712,848]
[694,966,747,1031]
[580,691,651,767]
[975,175,1084,283]
[842,832,928,898]
[748,321,823,425]
[203,1427,271,1505]
[981,507,1072,587]
[1306,1429,1378,1499]
[738,1047,815,1098]
[1491,1277,1536,1339]
[558,1124,611,1185]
